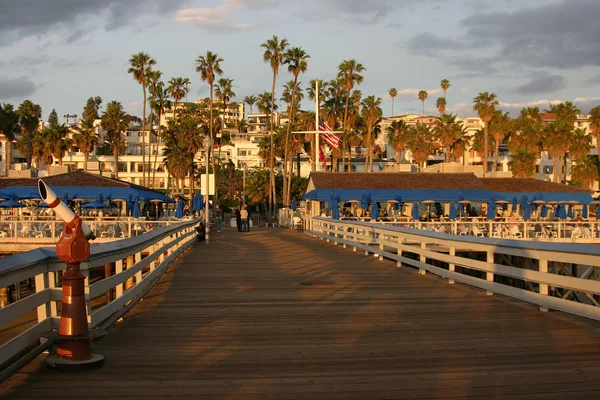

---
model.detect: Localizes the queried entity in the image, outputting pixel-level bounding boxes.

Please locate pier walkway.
[2,227,600,399]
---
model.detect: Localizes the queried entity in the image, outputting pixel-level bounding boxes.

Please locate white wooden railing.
[307,217,600,321]
[0,217,199,375]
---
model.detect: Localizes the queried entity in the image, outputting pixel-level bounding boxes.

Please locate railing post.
[35,272,50,323]
[486,251,494,295]
[539,259,549,312]
[115,259,124,298]
[419,242,427,275]
[448,247,455,284]
[125,255,134,290]
[379,242,384,261]
[134,252,142,285]
[397,237,403,267]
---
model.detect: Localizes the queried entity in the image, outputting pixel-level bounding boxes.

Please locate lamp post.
[203,136,212,244]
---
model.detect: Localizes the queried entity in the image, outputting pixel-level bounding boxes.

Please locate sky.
[1,0,600,122]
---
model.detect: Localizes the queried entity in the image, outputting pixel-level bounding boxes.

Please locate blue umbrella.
[63,191,69,204]
[360,192,369,209]
[596,204,600,220]
[457,202,464,212]
[540,204,548,218]
[393,194,401,211]
[82,201,110,209]
[133,200,141,218]
[328,193,337,211]
[175,200,184,219]
[557,204,567,220]
[0,199,25,208]
[331,204,340,220]
[486,201,496,220]
[38,201,49,208]
[512,196,518,212]
[19,190,41,200]
[412,202,420,220]
[371,202,380,220]
[583,204,589,219]
[197,195,204,211]
[567,204,574,219]
[523,205,531,221]
[291,198,297,211]
[191,194,198,212]
[98,192,104,203]
[127,193,134,215]
[449,202,457,220]
[0,192,9,200]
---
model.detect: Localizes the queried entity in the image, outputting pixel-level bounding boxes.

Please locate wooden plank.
[2,228,600,399]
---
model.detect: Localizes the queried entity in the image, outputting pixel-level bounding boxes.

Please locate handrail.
[307,217,600,321]
[0,217,200,379]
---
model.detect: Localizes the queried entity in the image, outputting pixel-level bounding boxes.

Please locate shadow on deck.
[2,227,600,399]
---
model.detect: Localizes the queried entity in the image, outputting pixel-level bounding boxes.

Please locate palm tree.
[472,92,499,176]
[149,84,171,188]
[195,50,224,200]
[418,90,428,116]
[128,52,156,186]
[386,120,408,161]
[182,77,191,102]
[389,88,398,117]
[101,101,128,179]
[404,124,434,169]
[337,59,365,133]
[16,100,42,168]
[167,77,188,122]
[489,110,512,172]
[433,113,462,163]
[282,46,309,205]
[440,79,451,98]
[543,120,572,183]
[510,149,538,178]
[214,77,236,187]
[244,95,257,116]
[436,97,447,116]
[570,157,599,188]
[261,35,289,216]
[360,96,382,172]
[0,103,20,175]
[72,118,99,171]
[590,106,600,156]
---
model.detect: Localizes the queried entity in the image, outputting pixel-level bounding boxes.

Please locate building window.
[543,166,553,174]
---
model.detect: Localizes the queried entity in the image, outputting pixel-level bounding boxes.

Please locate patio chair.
[472,225,485,237]
[507,225,522,238]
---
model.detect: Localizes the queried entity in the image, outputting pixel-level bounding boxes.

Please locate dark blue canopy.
[0,185,174,203]
[305,188,493,203]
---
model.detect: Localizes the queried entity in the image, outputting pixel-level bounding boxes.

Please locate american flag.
[319,118,340,149]
[318,146,327,166]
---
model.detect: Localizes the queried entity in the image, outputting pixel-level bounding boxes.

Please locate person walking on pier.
[235,208,242,232]
[240,204,249,232]
[215,205,223,232]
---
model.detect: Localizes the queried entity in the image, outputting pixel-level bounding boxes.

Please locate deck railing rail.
[307,217,600,321]
[0,217,199,378]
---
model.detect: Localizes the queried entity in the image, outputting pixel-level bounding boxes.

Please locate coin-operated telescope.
[38,180,104,370]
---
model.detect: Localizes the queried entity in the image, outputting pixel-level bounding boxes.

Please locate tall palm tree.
[589,105,600,155]
[389,88,398,117]
[214,77,236,192]
[510,149,538,178]
[570,156,599,188]
[0,103,20,175]
[543,119,572,183]
[72,118,99,171]
[433,113,462,163]
[436,97,447,116]
[418,90,428,116]
[472,92,498,176]
[167,77,188,122]
[16,100,42,169]
[182,77,191,102]
[150,84,171,188]
[404,124,434,169]
[440,79,451,98]
[360,96,382,172]
[261,35,289,216]
[101,101,128,179]
[244,95,257,116]
[489,110,512,172]
[386,120,408,161]
[283,46,309,205]
[195,51,224,196]
[128,52,156,186]
[337,59,365,133]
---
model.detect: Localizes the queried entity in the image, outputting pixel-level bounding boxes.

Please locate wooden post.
[104,263,113,304]
[125,255,134,290]
[115,259,124,298]
[539,259,549,312]
[397,237,403,267]
[134,252,142,285]
[0,287,8,308]
[35,272,50,323]
[419,242,427,275]
[379,243,384,261]
[486,251,494,295]
[448,247,455,284]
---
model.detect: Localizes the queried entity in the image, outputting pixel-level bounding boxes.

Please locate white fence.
[307,217,600,321]
[0,218,199,373]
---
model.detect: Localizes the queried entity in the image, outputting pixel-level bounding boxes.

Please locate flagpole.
[315,80,320,172]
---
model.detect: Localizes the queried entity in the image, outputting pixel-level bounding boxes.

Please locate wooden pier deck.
[2,227,600,399]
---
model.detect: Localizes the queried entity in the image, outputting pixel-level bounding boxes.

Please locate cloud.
[513,74,566,95]
[176,0,277,32]
[588,75,600,86]
[0,77,37,100]
[0,0,188,46]
[403,0,600,74]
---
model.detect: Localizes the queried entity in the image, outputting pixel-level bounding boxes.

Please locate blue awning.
[494,192,593,204]
[304,189,493,203]
[2,186,174,203]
